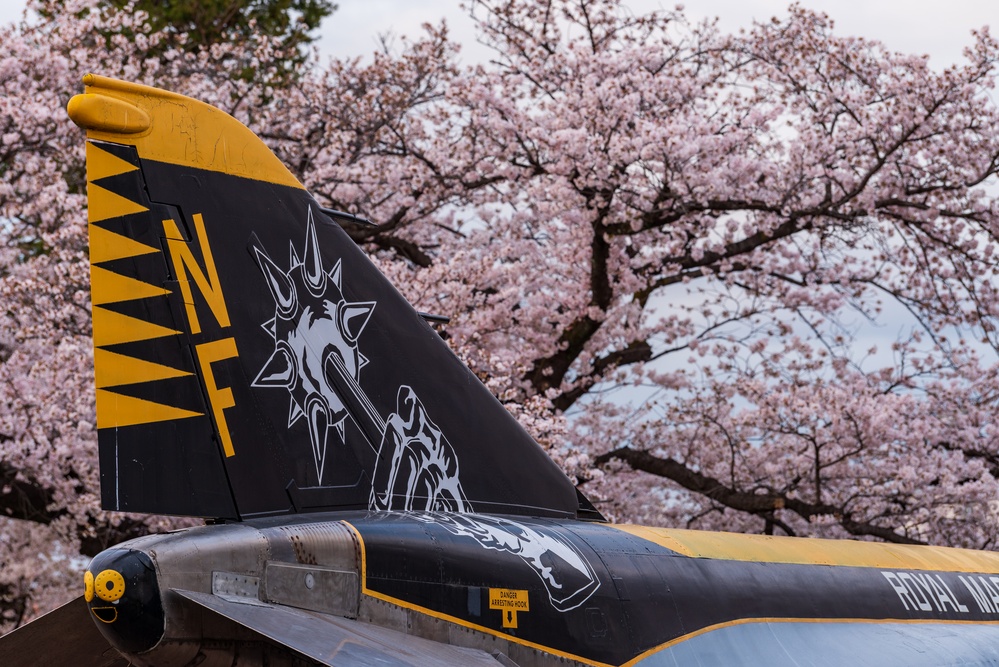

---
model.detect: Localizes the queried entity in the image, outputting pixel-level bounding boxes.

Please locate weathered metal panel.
[212,571,265,605]
[262,562,359,618]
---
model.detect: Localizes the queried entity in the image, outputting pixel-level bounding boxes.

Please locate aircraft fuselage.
[85,511,999,666]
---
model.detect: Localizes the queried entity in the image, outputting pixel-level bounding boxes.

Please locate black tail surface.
[68,75,584,520]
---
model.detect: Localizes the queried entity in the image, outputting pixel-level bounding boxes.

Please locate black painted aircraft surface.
[3,75,999,666]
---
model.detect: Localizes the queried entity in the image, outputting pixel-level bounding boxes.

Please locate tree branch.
[596,447,925,545]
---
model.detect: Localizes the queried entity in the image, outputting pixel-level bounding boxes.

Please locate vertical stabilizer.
[68,75,585,520]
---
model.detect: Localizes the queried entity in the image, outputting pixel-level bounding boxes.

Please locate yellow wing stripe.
[94,348,191,389]
[87,182,148,223]
[89,224,159,263]
[96,388,201,429]
[86,141,139,181]
[92,306,180,347]
[612,524,999,573]
[91,265,170,305]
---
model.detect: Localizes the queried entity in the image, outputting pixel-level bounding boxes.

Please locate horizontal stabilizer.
[175,589,503,666]
[0,597,123,667]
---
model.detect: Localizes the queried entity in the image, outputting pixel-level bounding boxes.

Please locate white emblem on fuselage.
[418,513,600,611]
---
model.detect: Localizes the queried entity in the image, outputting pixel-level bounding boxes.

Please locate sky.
[0,0,994,69]
[320,0,995,69]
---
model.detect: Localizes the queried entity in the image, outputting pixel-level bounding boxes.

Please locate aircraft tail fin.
[68,75,590,521]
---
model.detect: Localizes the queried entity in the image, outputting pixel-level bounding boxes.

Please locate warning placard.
[489,588,529,628]
[489,588,529,611]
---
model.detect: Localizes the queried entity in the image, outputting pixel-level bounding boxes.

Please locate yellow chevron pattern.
[91,265,170,305]
[89,224,158,264]
[92,307,181,347]
[86,140,138,181]
[87,141,201,427]
[94,349,192,389]
[87,182,149,223]
[96,389,201,429]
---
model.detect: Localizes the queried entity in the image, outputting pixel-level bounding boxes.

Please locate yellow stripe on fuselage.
[341,520,615,667]
[612,524,999,573]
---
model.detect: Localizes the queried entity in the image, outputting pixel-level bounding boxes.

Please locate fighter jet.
[2,74,999,666]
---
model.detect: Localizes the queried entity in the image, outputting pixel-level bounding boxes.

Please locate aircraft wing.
[0,588,506,666]
[174,590,505,666]
[0,596,124,667]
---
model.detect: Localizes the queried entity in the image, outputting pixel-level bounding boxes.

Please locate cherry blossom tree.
[0,0,323,628]
[294,0,999,546]
[3,0,999,631]
[468,1,999,545]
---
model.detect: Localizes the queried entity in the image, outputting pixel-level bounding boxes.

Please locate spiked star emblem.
[251,208,375,482]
